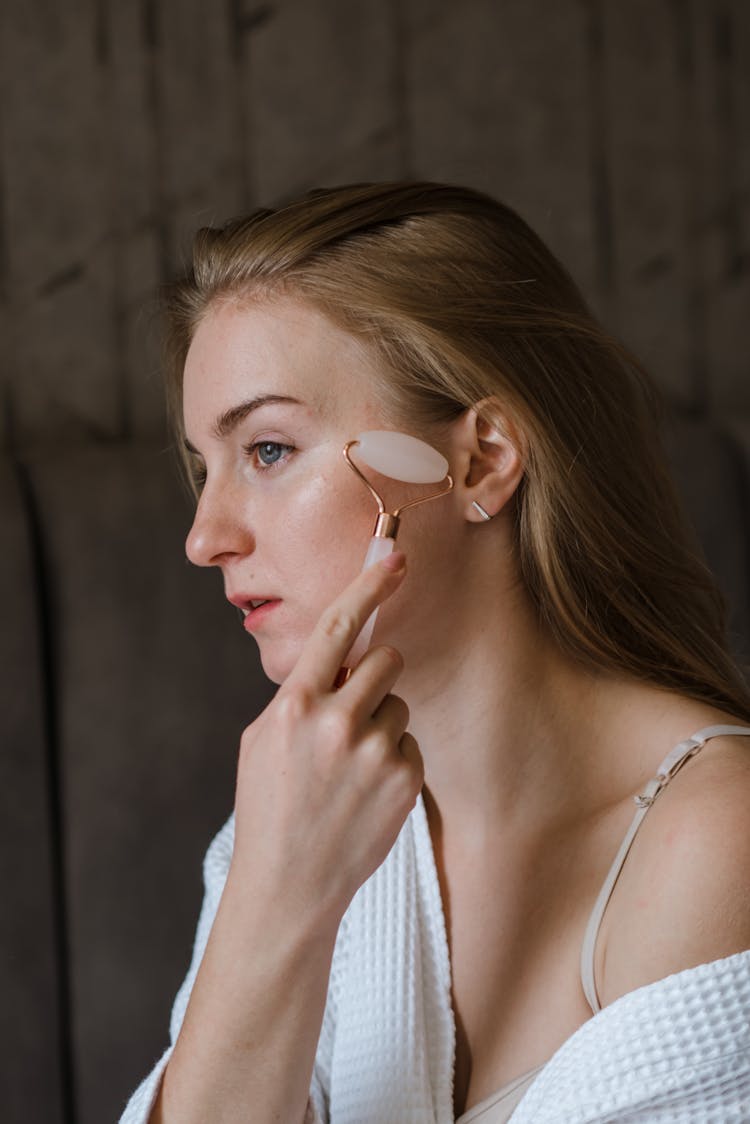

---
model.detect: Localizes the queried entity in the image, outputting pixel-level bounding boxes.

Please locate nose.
[185,482,255,567]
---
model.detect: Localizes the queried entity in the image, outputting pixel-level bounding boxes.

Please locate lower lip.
[243,600,281,632]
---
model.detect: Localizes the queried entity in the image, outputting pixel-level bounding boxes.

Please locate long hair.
[162,181,750,721]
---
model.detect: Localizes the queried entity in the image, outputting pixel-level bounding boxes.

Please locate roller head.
[354,430,449,483]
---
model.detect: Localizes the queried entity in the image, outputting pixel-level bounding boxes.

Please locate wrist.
[219,862,343,966]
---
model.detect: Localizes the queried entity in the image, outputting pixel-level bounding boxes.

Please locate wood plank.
[0,458,66,1123]
[407,0,599,308]
[101,1,165,437]
[244,0,404,204]
[100,0,247,437]
[1,1,119,443]
[118,228,163,439]
[691,0,750,411]
[157,0,245,267]
[601,0,696,407]
[0,20,10,451]
[15,254,118,444]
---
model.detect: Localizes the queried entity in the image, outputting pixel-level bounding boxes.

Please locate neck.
[394,577,694,845]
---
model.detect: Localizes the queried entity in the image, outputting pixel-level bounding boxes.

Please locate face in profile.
[182,294,441,683]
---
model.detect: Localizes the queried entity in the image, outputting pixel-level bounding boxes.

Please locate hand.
[228,552,423,928]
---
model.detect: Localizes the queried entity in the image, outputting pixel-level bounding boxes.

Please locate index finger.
[286,553,406,694]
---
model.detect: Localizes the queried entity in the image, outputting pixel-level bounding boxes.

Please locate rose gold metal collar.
[343,440,454,539]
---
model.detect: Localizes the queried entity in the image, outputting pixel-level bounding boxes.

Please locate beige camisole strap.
[580,723,750,1014]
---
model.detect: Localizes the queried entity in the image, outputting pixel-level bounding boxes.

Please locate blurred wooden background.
[1,0,748,453]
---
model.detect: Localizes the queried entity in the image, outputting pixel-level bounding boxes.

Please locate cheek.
[252,465,381,674]
[255,492,375,686]
[280,468,378,580]
[365,502,458,644]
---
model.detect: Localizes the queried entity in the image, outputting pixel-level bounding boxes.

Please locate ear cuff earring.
[472,500,492,521]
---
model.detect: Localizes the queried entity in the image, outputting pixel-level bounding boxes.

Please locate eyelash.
[190,441,295,490]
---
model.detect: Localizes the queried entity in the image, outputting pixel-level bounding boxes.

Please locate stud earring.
[472,500,492,521]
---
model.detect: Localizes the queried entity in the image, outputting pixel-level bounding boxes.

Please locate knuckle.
[400,732,424,774]
[360,728,391,766]
[395,755,423,801]
[393,694,410,725]
[275,684,315,724]
[319,704,356,749]
[320,607,359,643]
[380,645,404,672]
[380,692,409,729]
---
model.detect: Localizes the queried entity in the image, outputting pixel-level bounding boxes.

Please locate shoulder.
[599,734,750,1007]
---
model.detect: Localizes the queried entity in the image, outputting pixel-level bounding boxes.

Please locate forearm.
[151,868,339,1124]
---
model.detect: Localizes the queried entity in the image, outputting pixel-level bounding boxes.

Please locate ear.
[448,398,526,522]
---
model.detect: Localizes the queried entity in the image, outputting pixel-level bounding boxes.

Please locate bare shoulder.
[599,733,750,1007]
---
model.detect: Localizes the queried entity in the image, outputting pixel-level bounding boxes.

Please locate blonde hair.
[163,181,750,721]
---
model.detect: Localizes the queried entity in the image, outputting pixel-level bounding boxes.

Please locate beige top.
[453,723,750,1124]
[455,1064,545,1123]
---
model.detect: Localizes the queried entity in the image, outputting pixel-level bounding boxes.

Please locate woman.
[121,183,750,1123]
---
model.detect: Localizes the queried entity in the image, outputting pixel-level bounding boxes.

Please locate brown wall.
[1,0,748,451]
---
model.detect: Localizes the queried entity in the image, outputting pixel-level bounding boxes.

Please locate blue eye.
[257,442,284,465]
[245,440,294,470]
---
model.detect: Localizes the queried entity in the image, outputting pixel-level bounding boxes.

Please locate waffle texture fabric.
[119,795,750,1123]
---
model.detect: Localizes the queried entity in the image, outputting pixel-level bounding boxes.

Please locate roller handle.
[343,536,396,668]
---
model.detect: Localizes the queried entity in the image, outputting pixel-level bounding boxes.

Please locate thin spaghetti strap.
[580,724,750,1014]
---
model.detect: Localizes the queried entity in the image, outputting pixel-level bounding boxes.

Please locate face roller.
[338,430,453,679]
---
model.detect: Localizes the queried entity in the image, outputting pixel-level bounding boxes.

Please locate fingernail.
[382,551,406,572]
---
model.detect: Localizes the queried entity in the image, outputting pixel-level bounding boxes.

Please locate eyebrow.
[183,394,304,454]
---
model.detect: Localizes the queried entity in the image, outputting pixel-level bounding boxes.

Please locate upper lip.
[227,593,279,614]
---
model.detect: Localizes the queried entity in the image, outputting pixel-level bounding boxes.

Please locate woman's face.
[183,294,441,684]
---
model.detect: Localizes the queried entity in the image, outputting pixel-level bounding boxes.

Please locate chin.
[256,638,309,687]
[257,654,293,686]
